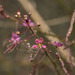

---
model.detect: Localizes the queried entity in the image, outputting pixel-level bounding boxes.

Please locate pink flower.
[23,19,34,27]
[32,38,46,49]
[11,32,20,44]
[54,41,63,47]
[4,32,20,54]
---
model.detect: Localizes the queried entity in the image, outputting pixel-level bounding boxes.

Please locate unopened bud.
[17,11,21,17]
[29,12,32,16]
[14,15,18,18]
[24,40,27,42]
[16,31,20,35]
[17,11,20,15]
[37,22,41,26]
[26,43,31,49]
[24,15,28,20]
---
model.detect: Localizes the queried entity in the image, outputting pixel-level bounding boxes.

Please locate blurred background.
[0,0,75,75]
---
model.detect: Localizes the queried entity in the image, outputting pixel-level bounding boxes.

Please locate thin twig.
[66,10,75,75]
[57,48,70,75]
[29,55,45,75]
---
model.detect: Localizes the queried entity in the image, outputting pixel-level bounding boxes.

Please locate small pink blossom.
[54,41,63,47]
[32,38,46,49]
[11,32,20,44]
[23,19,34,27]
[4,32,20,54]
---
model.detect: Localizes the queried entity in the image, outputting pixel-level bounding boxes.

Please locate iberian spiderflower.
[32,38,46,49]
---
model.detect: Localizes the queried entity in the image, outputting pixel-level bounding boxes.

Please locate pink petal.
[16,37,20,42]
[11,38,15,42]
[28,19,31,22]
[42,45,46,49]
[32,45,38,49]
[35,39,39,44]
[12,32,18,38]
[29,22,34,27]
[39,38,43,43]
[23,23,27,27]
